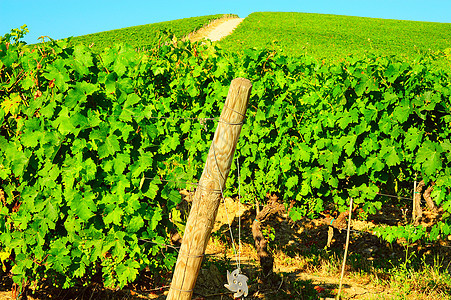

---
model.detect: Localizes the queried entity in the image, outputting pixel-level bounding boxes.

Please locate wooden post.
[167,78,252,300]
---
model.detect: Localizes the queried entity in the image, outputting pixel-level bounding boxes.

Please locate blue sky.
[1,0,450,44]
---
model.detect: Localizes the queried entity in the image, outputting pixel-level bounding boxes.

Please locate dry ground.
[1,196,450,299]
[188,197,451,300]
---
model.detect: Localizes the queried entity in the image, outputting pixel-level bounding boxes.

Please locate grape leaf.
[417,141,442,176]
[286,175,298,190]
[98,134,121,159]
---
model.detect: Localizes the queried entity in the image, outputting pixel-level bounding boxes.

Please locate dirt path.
[188,17,244,42]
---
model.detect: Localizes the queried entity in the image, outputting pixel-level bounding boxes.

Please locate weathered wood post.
[167,78,252,300]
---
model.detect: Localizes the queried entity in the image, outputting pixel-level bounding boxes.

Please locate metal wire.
[215,146,240,269]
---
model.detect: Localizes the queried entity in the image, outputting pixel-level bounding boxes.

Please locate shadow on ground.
[1,198,450,299]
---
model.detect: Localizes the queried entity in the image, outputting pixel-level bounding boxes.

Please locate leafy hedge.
[1,28,451,291]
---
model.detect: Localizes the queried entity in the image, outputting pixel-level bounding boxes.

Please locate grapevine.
[0,26,450,291]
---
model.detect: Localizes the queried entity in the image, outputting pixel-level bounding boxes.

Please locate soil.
[191,197,450,300]
[0,196,449,299]
[195,198,387,300]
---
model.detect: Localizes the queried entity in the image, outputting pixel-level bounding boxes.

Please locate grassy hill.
[69,14,235,52]
[66,11,451,63]
[219,12,451,61]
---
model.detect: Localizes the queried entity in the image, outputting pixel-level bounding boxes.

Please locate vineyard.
[1,20,451,299]
[67,14,235,53]
[219,12,451,63]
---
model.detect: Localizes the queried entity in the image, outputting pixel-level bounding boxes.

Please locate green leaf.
[417,141,442,176]
[105,73,118,95]
[113,153,130,175]
[143,123,158,139]
[280,155,292,172]
[295,143,310,162]
[128,215,144,233]
[286,175,298,190]
[74,44,93,66]
[72,192,96,221]
[66,87,87,109]
[113,58,128,78]
[171,207,186,234]
[431,187,445,205]
[288,206,305,222]
[98,134,121,159]
[124,93,141,108]
[48,238,71,273]
[52,106,75,135]
[77,81,98,95]
[393,104,410,124]
[163,189,181,211]
[143,182,159,199]
[8,146,31,177]
[343,158,356,176]
[104,206,123,225]
[73,44,94,75]
[44,66,70,92]
[380,142,400,167]
[180,120,191,134]
[116,259,140,288]
[21,129,41,148]
[384,63,401,83]
[255,109,265,122]
[311,168,323,188]
[383,92,398,104]
[336,135,357,156]
[149,207,162,231]
[82,158,97,181]
[442,140,451,152]
[161,133,180,154]
[404,127,423,152]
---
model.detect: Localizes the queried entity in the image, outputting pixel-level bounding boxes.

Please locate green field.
[219,12,451,60]
[70,14,234,52]
[68,11,451,62]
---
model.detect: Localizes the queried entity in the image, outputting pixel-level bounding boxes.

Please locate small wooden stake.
[412,173,417,221]
[167,78,252,300]
[337,197,353,300]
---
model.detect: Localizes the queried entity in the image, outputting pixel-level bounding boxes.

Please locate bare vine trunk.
[423,182,437,212]
[251,194,284,278]
[326,210,349,247]
[413,180,425,225]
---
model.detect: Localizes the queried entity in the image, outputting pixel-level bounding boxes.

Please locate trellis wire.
[129,112,442,264]
[214,143,240,269]
[116,113,430,206]
[144,176,428,204]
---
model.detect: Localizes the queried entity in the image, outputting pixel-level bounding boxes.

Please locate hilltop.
[219,12,451,60]
[64,12,451,61]
[69,14,236,52]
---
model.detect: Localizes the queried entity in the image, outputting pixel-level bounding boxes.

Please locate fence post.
[167,78,252,300]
